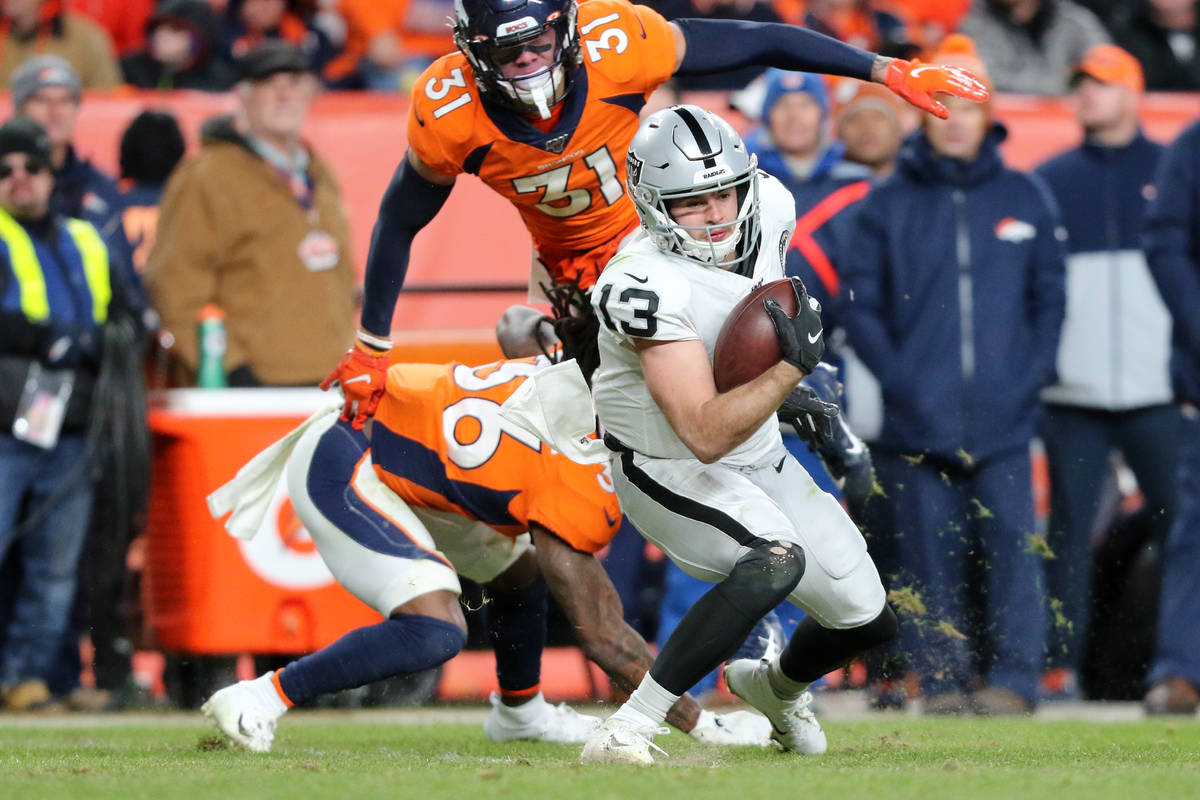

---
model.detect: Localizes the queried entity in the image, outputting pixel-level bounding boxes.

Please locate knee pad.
[724,539,806,612]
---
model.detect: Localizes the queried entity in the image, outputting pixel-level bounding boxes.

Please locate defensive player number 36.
[443,361,545,470]
[597,284,659,337]
[512,146,623,218]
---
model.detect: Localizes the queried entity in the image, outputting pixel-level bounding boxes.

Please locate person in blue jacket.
[1034,45,1177,698]
[1141,115,1200,716]
[840,36,1067,714]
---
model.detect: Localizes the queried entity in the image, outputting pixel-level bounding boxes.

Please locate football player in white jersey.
[579,106,898,765]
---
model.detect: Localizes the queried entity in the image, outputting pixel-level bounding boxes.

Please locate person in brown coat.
[145,40,356,387]
[0,0,121,89]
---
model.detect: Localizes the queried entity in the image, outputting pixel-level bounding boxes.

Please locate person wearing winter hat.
[842,33,1067,715]
[833,79,911,178]
[120,0,237,91]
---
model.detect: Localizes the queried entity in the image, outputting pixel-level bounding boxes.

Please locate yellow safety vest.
[0,208,111,324]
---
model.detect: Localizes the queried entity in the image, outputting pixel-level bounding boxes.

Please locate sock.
[277,614,466,705]
[485,578,547,702]
[611,674,678,727]
[495,691,548,722]
[767,658,809,701]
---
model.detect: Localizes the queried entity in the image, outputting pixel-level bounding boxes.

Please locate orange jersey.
[371,357,620,553]
[407,0,677,287]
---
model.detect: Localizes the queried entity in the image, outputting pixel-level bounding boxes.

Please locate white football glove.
[688,709,772,747]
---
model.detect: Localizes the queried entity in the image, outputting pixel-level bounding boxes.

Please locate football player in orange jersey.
[322,0,990,426]
[203,354,773,752]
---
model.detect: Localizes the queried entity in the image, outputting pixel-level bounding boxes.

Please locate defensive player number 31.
[512,146,623,218]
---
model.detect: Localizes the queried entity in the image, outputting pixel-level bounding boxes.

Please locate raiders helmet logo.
[627,152,643,186]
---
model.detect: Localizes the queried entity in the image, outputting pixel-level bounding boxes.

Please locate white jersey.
[591,173,797,467]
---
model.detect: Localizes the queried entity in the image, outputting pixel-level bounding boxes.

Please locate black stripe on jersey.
[602,93,647,115]
[462,143,493,175]
[673,106,718,169]
[618,451,767,548]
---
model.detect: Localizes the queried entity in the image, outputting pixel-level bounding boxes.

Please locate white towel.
[206,404,340,540]
[499,359,613,465]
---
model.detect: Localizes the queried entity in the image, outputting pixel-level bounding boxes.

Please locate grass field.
[1,709,1198,800]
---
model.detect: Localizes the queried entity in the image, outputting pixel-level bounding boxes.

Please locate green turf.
[1,716,1198,800]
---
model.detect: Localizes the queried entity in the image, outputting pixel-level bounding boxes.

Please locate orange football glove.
[884,58,990,120]
[320,339,390,429]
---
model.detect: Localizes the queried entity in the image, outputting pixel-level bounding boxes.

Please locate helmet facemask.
[454,1,580,120]
[663,167,760,267]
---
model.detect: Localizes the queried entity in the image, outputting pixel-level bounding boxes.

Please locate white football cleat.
[201,677,285,753]
[579,716,669,765]
[724,658,827,754]
[483,692,602,743]
[688,709,772,746]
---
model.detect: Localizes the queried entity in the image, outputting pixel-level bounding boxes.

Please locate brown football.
[712,278,798,393]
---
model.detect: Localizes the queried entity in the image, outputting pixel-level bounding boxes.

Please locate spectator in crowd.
[650,0,785,91]
[37,111,187,713]
[0,0,121,88]
[1141,114,1200,715]
[1110,0,1200,91]
[832,78,910,179]
[117,110,186,275]
[120,0,237,92]
[785,0,920,58]
[747,70,870,310]
[884,0,971,51]
[67,0,154,57]
[11,56,129,266]
[323,0,457,91]
[841,35,1067,714]
[220,0,336,76]
[0,118,128,710]
[1034,44,1176,699]
[960,0,1110,94]
[145,41,356,387]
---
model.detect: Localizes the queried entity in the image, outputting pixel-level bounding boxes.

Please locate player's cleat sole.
[579,718,669,766]
[201,681,281,753]
[484,692,602,743]
[724,658,827,754]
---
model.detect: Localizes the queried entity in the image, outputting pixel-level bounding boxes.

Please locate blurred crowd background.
[1,0,1199,719]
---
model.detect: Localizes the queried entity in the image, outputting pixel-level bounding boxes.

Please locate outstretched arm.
[359,150,455,338]
[668,19,989,119]
[321,150,453,428]
[529,524,702,733]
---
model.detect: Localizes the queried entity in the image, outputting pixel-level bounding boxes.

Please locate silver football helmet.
[626,105,760,268]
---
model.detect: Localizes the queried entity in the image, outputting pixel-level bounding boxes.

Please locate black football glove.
[777,383,840,451]
[763,277,824,374]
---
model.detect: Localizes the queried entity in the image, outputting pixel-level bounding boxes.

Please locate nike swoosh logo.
[807,330,823,344]
[625,273,649,283]
[343,374,373,385]
[603,508,618,526]
[773,456,786,473]
[237,713,253,736]
[909,65,936,79]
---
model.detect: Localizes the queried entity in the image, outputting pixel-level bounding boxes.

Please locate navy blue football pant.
[1148,407,1200,689]
[1041,403,1179,670]
[881,446,1046,704]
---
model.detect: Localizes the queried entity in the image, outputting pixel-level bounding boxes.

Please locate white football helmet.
[626,104,761,269]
